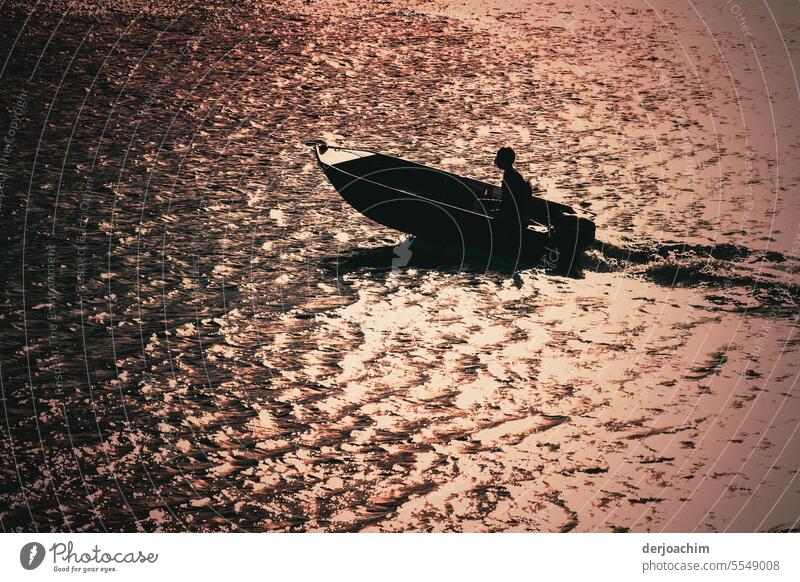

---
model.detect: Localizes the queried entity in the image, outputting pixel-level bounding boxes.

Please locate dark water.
[1,0,799,532]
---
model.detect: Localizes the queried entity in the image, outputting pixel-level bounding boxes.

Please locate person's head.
[494,147,516,170]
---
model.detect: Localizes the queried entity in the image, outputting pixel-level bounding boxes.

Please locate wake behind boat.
[308,141,596,260]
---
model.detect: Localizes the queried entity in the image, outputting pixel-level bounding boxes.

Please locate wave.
[323,237,799,314]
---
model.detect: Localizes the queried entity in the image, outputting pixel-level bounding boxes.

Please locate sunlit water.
[1,0,798,532]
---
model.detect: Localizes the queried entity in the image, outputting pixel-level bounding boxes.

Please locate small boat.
[308,141,596,260]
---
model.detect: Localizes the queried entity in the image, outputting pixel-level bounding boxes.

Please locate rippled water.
[1,0,799,532]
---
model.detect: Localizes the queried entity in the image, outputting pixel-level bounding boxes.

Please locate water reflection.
[324,238,587,279]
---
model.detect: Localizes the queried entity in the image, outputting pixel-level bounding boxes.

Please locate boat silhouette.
[308,141,596,260]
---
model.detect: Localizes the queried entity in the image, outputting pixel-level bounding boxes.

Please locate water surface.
[0,0,798,532]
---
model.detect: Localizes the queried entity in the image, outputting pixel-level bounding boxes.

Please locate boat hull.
[312,143,595,259]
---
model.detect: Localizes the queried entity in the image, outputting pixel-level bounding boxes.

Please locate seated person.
[494,146,532,235]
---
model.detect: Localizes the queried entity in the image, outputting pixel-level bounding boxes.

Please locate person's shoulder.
[507,168,526,184]
[511,169,532,194]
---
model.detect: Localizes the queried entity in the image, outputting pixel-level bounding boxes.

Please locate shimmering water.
[1,0,799,532]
